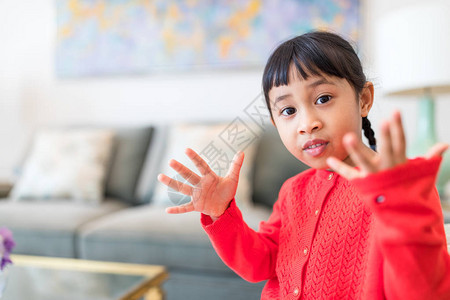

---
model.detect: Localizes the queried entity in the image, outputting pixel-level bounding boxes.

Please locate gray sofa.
[0,123,309,300]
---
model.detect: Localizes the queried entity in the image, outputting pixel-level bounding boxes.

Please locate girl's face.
[269,70,373,170]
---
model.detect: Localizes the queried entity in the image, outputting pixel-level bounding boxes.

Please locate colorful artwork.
[56,0,360,77]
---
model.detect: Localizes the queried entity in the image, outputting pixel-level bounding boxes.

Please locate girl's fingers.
[425,143,449,159]
[185,148,214,176]
[379,120,394,169]
[168,159,201,186]
[327,156,361,180]
[342,133,377,174]
[157,173,193,196]
[225,151,245,183]
[165,201,195,214]
[389,111,407,164]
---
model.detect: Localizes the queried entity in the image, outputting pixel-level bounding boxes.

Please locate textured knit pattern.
[201,157,450,300]
[273,170,373,299]
[301,177,372,299]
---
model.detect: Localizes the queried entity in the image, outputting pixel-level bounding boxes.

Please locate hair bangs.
[262,41,323,97]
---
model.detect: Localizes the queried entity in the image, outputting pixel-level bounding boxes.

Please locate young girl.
[157,31,450,299]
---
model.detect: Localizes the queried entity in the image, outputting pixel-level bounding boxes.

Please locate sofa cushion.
[134,124,170,204]
[104,126,154,205]
[252,125,310,208]
[10,129,115,204]
[13,126,153,205]
[78,204,271,273]
[0,198,127,257]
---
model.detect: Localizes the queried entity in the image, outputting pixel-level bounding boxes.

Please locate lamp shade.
[375,1,450,96]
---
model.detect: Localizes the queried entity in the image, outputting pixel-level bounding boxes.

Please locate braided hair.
[362,116,377,151]
[262,31,377,151]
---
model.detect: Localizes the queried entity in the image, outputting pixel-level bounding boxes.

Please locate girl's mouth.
[302,139,329,157]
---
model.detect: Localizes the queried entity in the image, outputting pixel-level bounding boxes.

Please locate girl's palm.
[157,148,244,218]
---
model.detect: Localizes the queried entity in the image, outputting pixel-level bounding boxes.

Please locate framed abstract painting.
[55,0,360,77]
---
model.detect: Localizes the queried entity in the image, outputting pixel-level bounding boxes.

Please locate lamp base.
[408,95,436,157]
[408,95,449,198]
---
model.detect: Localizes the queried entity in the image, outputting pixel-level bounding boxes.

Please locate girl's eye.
[280,107,296,116]
[316,95,331,105]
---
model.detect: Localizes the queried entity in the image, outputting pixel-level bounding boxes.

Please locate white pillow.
[11,129,115,204]
[152,121,262,209]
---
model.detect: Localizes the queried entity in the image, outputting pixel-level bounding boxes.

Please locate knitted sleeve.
[351,156,450,300]
[200,186,286,282]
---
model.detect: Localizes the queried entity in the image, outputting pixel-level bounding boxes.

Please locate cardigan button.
[375,195,386,203]
[293,288,299,296]
[303,248,308,255]
[327,173,333,180]
[315,209,319,216]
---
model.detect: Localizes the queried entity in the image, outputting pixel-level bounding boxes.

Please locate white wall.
[0,0,449,181]
[0,0,264,180]
[362,0,450,153]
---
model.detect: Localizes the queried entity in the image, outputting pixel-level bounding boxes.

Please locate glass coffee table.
[1,255,168,300]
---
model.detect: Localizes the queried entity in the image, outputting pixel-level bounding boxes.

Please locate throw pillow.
[104,127,154,205]
[152,120,262,209]
[10,129,115,204]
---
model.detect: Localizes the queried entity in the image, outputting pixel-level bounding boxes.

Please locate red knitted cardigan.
[201,157,450,299]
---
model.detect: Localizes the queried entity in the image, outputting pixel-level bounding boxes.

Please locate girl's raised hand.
[157,148,244,219]
[327,111,449,180]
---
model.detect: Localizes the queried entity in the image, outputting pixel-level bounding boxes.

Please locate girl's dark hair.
[262,31,376,151]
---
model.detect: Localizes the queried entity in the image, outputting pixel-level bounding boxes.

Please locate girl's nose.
[298,115,323,134]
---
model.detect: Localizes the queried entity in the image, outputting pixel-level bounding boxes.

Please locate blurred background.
[0,0,449,182]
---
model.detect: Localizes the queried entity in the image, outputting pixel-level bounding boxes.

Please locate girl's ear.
[360,82,374,117]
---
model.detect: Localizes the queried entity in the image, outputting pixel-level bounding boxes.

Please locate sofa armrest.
[0,182,13,198]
